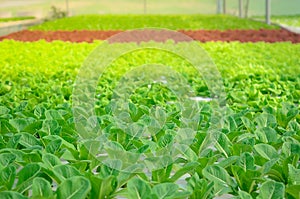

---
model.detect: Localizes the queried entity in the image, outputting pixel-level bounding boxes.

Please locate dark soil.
[1,29,299,43]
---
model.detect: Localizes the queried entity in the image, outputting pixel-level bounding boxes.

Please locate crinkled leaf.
[0,153,16,168]
[0,191,27,199]
[152,183,179,199]
[202,165,234,187]
[32,177,54,199]
[53,164,82,181]
[286,185,300,199]
[238,190,253,199]
[288,164,300,185]
[254,144,279,160]
[237,152,255,171]
[257,181,284,199]
[9,118,34,132]
[16,163,41,193]
[45,138,62,153]
[127,177,151,199]
[0,165,16,190]
[57,176,91,199]
[17,132,41,148]
[255,113,277,129]
[254,127,277,143]
[90,175,117,199]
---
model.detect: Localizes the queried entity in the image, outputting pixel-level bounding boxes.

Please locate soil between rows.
[1,29,300,43]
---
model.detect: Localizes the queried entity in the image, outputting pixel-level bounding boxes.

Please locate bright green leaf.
[56,176,91,199]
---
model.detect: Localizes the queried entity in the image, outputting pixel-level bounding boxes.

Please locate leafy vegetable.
[29,15,278,31]
[0,38,299,198]
[56,176,91,199]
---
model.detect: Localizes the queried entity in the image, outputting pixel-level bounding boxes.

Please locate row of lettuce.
[2,14,297,30]
[0,16,35,23]
[0,40,299,198]
[255,15,300,27]
[1,40,299,108]
[29,15,279,31]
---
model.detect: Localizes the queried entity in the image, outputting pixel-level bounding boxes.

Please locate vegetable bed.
[272,15,300,27]
[0,39,299,198]
[255,15,300,27]
[0,16,35,23]
[29,15,279,31]
[1,29,300,43]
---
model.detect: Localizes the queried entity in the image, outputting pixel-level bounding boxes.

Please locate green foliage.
[0,40,299,198]
[0,16,35,23]
[127,178,151,199]
[56,176,91,199]
[29,15,279,31]
[32,177,54,199]
[255,15,300,27]
[257,181,285,199]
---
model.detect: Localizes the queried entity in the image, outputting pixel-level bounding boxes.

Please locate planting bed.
[29,15,279,31]
[255,15,300,27]
[2,29,300,43]
[2,15,298,43]
[0,16,35,23]
[0,14,299,199]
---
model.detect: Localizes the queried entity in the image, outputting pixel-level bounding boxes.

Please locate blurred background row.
[0,0,300,18]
